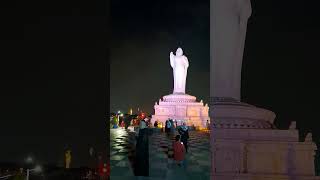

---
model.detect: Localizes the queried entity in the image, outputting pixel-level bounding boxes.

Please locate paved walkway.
[110,128,210,180]
[110,128,136,178]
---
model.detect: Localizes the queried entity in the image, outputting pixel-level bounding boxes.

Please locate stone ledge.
[210,103,276,127]
[211,173,320,180]
[211,129,300,141]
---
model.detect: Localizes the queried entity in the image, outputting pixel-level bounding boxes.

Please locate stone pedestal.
[211,129,319,180]
[210,99,320,180]
[151,93,209,129]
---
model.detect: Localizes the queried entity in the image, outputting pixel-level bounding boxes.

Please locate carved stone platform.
[210,98,319,180]
[210,97,276,129]
[151,93,210,128]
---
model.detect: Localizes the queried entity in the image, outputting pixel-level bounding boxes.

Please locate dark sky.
[242,1,320,133]
[111,0,320,137]
[0,0,108,166]
[110,0,210,114]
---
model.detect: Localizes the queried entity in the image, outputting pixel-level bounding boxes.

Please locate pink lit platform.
[151,93,210,129]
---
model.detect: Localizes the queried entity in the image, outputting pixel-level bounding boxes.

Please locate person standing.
[178,123,189,153]
[98,162,109,180]
[173,135,185,167]
[144,118,149,127]
[97,153,109,180]
[135,119,149,176]
[169,119,175,135]
[123,114,131,129]
[165,119,171,136]
[154,120,158,128]
[120,120,125,128]
[88,147,97,170]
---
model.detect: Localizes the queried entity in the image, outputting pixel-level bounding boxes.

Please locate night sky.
[111,0,210,114]
[0,0,109,166]
[0,0,320,168]
[111,0,320,138]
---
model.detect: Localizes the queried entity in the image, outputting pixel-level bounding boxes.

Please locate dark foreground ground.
[0,164,109,180]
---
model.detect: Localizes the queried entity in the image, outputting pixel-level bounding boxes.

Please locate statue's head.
[176,48,183,56]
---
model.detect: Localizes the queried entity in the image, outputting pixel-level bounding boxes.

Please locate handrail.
[0,174,12,179]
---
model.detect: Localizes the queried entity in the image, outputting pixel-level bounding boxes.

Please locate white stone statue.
[211,0,252,100]
[170,48,189,94]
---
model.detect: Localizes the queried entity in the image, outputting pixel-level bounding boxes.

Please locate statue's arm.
[185,56,189,68]
[170,52,174,68]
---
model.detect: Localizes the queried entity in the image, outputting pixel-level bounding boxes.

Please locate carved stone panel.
[176,106,186,117]
[187,107,200,117]
[215,148,241,173]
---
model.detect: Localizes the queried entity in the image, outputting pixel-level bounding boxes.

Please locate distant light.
[118,111,121,114]
[26,156,33,164]
[120,113,123,117]
[34,165,42,173]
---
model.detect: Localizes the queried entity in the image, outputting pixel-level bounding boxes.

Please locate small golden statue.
[65,150,72,169]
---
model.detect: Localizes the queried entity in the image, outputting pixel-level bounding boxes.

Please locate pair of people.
[173,122,189,167]
[177,123,189,153]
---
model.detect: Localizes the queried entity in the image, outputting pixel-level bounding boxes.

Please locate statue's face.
[176,48,183,56]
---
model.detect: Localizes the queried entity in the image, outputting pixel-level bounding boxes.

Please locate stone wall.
[211,129,318,180]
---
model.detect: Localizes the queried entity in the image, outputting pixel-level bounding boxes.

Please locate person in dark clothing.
[124,115,133,129]
[135,120,149,176]
[178,123,189,153]
[154,120,158,128]
[165,119,171,136]
[169,119,175,133]
[144,118,150,127]
[88,147,97,169]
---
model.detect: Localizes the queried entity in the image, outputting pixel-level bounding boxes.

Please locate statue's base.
[211,97,275,129]
[151,93,210,128]
[210,97,318,179]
